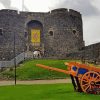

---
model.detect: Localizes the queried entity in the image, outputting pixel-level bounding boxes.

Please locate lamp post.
[13,32,16,85]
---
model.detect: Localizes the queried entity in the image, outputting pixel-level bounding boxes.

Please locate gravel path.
[0,79,71,86]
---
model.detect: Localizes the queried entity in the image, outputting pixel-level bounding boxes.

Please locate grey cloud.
[52,0,100,16]
[0,0,18,10]
[0,0,29,11]
[0,0,11,8]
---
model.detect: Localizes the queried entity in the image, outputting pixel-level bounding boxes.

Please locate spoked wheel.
[80,71,100,94]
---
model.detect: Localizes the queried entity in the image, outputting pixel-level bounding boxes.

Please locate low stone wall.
[66,42,100,64]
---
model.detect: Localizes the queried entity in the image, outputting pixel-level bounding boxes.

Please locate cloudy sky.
[0,0,100,46]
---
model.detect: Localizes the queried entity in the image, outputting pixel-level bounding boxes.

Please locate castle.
[0,8,84,60]
[0,8,99,63]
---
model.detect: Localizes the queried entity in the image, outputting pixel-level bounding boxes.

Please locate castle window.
[24,32,27,38]
[73,29,79,37]
[49,31,53,36]
[73,29,76,34]
[0,29,3,35]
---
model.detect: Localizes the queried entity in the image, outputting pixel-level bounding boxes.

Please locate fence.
[0,52,25,68]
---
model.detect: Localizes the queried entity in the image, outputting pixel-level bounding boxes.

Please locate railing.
[0,52,25,68]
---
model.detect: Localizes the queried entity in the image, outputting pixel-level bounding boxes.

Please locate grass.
[0,59,74,80]
[0,83,100,100]
[0,59,99,80]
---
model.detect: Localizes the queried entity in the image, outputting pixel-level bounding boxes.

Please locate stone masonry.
[0,8,85,60]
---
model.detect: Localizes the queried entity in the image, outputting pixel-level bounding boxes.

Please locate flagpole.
[22,0,24,11]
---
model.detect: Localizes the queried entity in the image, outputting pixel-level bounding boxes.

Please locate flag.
[31,29,40,43]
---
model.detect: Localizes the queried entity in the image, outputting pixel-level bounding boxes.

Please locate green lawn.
[0,84,99,100]
[0,59,75,80]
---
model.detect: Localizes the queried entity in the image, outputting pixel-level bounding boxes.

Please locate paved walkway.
[0,79,71,86]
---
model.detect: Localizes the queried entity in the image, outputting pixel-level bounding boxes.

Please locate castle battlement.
[69,9,81,18]
[0,9,18,15]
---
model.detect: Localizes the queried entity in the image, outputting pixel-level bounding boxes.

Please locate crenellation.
[69,9,81,18]
[51,8,68,14]
[0,9,18,15]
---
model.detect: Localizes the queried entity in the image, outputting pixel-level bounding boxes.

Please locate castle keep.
[0,8,84,60]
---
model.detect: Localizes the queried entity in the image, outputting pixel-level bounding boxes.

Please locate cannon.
[36,62,100,94]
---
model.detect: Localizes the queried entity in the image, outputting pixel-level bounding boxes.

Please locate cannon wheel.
[80,71,100,94]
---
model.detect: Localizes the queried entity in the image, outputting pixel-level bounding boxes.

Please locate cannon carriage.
[36,62,100,94]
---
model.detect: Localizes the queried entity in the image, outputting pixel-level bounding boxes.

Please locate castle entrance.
[26,20,44,58]
[33,50,41,58]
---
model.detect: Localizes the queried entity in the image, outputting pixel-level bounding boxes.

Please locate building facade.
[0,8,84,60]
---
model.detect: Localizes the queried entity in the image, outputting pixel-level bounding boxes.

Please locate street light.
[13,32,16,85]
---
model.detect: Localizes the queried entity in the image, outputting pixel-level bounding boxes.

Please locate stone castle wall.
[84,43,100,63]
[0,8,84,60]
[45,9,84,58]
[66,42,100,64]
[0,9,26,60]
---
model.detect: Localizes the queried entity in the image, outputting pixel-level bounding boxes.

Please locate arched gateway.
[26,20,44,58]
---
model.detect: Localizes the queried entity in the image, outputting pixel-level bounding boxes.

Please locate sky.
[0,0,100,46]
